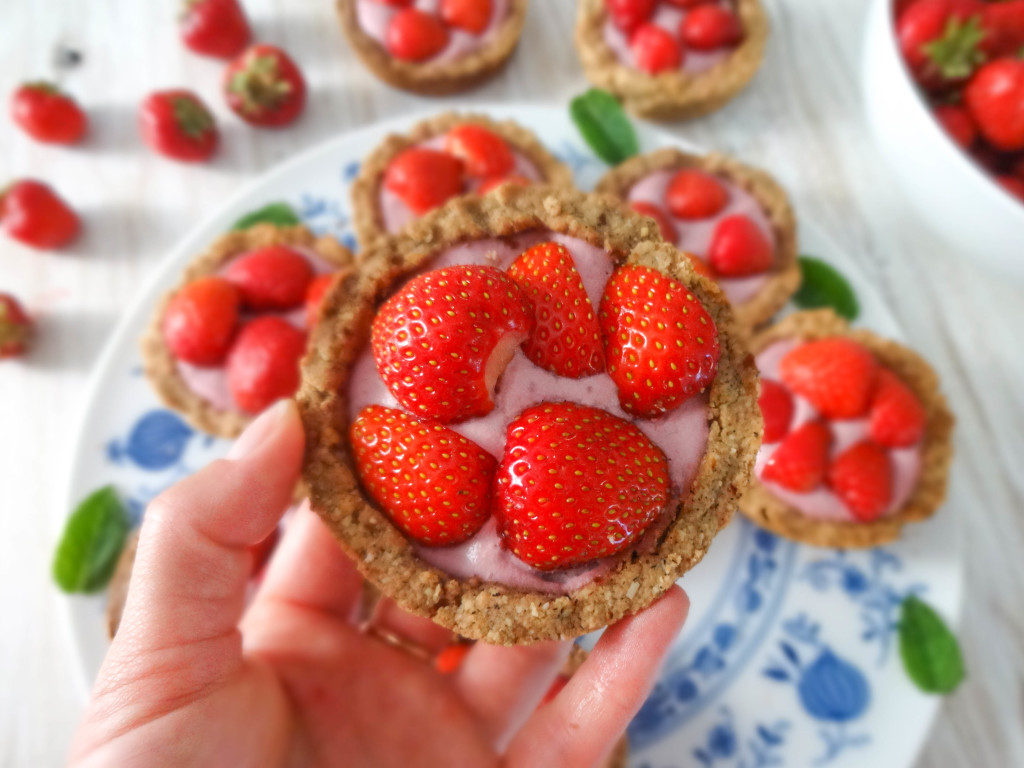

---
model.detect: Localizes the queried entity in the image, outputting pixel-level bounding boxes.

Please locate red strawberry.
[226,316,306,412]
[981,1,1024,58]
[371,265,533,423]
[440,0,493,35]
[666,169,729,220]
[0,293,33,360]
[897,0,985,90]
[664,0,713,6]
[224,245,313,311]
[631,23,683,74]
[495,402,669,570]
[680,6,743,51]
[180,0,251,59]
[999,175,1024,203]
[163,276,241,365]
[350,405,495,545]
[385,148,465,214]
[224,45,306,128]
[375,0,413,5]
[476,174,531,194]
[965,58,1024,152]
[869,369,926,447]
[761,421,832,492]
[10,82,88,145]
[827,441,893,521]
[684,251,716,280]
[435,642,473,674]
[444,124,515,178]
[305,273,336,327]
[778,338,879,419]
[508,242,604,378]
[139,90,219,163]
[933,103,977,149]
[708,214,774,277]
[0,180,80,250]
[599,265,719,418]
[387,9,450,61]
[630,201,678,243]
[606,0,656,34]
[759,379,794,444]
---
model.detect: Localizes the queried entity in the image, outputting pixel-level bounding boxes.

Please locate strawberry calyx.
[228,54,293,115]
[923,15,987,80]
[172,95,216,139]
[0,306,31,348]
[21,80,62,95]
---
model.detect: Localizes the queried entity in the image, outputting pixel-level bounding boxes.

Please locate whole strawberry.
[666,169,729,220]
[933,103,977,149]
[599,265,719,418]
[225,45,306,128]
[224,245,313,310]
[778,338,878,419]
[0,294,33,360]
[440,0,494,35]
[965,58,1024,152]
[680,5,743,51]
[896,0,986,90]
[163,276,241,365]
[386,9,450,61]
[139,90,219,163]
[606,0,656,35]
[708,214,774,277]
[226,316,307,413]
[350,405,495,546]
[761,420,832,492]
[444,124,514,179]
[384,148,465,214]
[10,82,88,145]
[181,0,251,60]
[0,180,80,250]
[495,402,669,570]
[828,441,893,521]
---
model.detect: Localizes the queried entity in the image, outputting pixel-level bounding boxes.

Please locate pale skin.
[69,400,690,767]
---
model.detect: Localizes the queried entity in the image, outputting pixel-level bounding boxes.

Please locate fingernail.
[227,399,293,460]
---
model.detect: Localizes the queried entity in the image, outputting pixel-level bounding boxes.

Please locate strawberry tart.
[142,224,354,438]
[739,309,954,548]
[337,0,529,95]
[298,185,761,644]
[351,112,573,248]
[596,148,800,330]
[575,0,769,120]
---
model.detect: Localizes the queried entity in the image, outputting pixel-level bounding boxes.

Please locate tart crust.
[350,111,574,248]
[738,309,955,548]
[141,224,355,439]
[574,0,769,121]
[297,184,762,645]
[595,147,801,331]
[337,0,529,95]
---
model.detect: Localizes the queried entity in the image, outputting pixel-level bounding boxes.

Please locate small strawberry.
[708,214,774,277]
[631,23,683,74]
[224,245,314,311]
[778,338,879,419]
[387,9,450,61]
[759,379,794,444]
[350,405,495,545]
[224,44,306,128]
[980,1,1024,58]
[305,273,337,327]
[827,441,893,521]
[869,368,926,447]
[680,5,743,51]
[434,642,473,674]
[495,402,669,570]
[371,265,533,423]
[684,252,716,280]
[444,124,515,179]
[761,421,832,492]
[440,0,493,35]
[965,58,1024,152]
[384,148,465,214]
[897,0,986,90]
[606,0,656,35]
[0,180,80,250]
[630,201,678,243]
[163,276,241,365]
[226,316,306,413]
[476,174,531,194]
[599,265,719,418]
[10,82,88,145]
[180,0,251,60]
[0,294,33,360]
[933,103,977,149]
[666,169,729,220]
[507,241,604,378]
[139,90,219,163]
[999,175,1024,203]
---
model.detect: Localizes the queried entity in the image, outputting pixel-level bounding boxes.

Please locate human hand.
[69,400,689,767]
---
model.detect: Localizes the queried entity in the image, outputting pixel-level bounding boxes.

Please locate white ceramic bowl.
[862,0,1024,279]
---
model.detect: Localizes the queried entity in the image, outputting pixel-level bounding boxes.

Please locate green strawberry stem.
[229,55,292,115]
[172,96,215,139]
[923,16,987,80]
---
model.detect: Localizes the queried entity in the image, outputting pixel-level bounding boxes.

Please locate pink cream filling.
[627,168,773,306]
[754,340,923,522]
[347,229,711,593]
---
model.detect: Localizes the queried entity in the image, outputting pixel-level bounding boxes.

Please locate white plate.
[62,105,962,768]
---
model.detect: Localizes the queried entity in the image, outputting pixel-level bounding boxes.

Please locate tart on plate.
[596,147,800,331]
[739,309,954,548]
[298,185,761,644]
[350,111,573,248]
[575,0,769,120]
[337,0,529,95]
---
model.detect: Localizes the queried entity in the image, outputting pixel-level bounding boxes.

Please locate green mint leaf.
[231,202,301,231]
[793,256,860,320]
[569,88,638,165]
[899,595,966,694]
[53,486,129,594]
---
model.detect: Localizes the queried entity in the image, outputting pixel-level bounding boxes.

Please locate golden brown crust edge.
[737,309,955,548]
[350,111,575,250]
[140,224,356,439]
[297,184,762,645]
[574,0,769,121]
[595,148,801,331]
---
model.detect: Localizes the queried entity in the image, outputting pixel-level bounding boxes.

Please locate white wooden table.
[2,0,1022,765]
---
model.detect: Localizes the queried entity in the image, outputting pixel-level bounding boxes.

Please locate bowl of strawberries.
[863,0,1024,278]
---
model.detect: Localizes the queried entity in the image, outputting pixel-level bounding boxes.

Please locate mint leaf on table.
[793,256,860,320]
[899,595,966,694]
[231,202,301,231]
[53,485,130,594]
[569,88,639,165]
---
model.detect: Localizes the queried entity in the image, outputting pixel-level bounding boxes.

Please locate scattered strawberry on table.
[0,293,33,360]
[180,0,252,60]
[10,82,88,145]
[139,90,219,162]
[224,44,306,127]
[0,179,80,250]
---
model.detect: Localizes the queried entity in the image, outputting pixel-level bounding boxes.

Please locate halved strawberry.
[599,265,719,418]
[507,241,604,378]
[708,215,774,277]
[761,421,832,492]
[226,316,307,413]
[224,245,313,311]
[163,276,240,365]
[630,201,678,243]
[384,148,465,215]
[631,23,683,74]
[778,338,878,419]
[371,265,533,423]
[444,124,515,179]
[869,368,926,447]
[759,378,794,444]
[495,402,669,570]
[350,405,494,546]
[827,441,893,521]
